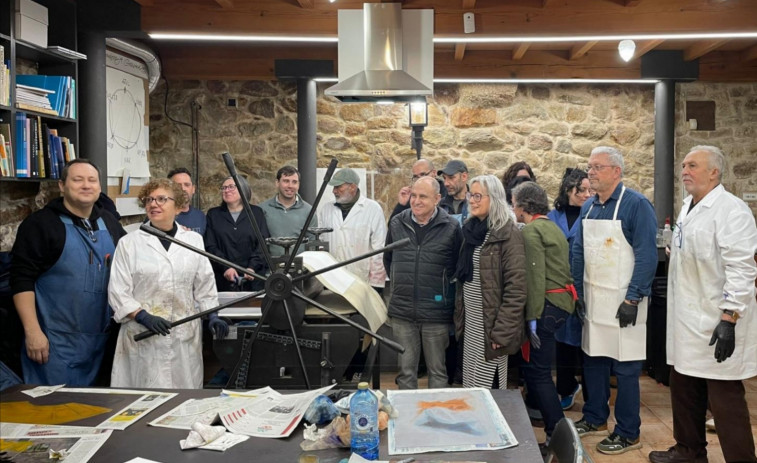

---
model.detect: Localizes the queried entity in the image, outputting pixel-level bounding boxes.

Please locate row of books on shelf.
[16,75,76,119]
[1,45,9,106]
[0,112,76,178]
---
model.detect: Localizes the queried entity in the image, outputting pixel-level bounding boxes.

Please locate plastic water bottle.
[662,218,673,248]
[350,382,379,460]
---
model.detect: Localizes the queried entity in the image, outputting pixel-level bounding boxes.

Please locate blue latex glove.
[528,319,541,350]
[135,310,171,336]
[209,313,229,339]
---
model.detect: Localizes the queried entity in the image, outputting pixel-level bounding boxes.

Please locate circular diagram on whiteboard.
[108,87,142,150]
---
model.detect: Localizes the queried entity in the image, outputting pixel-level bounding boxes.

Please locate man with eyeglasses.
[10,159,126,386]
[168,167,206,235]
[389,158,449,220]
[571,146,658,455]
[649,146,757,463]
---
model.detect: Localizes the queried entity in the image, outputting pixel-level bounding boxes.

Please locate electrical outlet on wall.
[743,192,757,202]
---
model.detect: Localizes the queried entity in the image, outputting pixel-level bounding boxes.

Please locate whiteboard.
[105,65,149,177]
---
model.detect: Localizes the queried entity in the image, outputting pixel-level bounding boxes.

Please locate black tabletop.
[0,386,543,463]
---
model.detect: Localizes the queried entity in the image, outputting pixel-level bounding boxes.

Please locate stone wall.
[148,81,656,218]
[4,80,756,251]
[675,82,757,218]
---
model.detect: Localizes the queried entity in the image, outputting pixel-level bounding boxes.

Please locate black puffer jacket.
[384,208,463,323]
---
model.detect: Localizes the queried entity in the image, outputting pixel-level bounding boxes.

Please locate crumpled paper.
[179,422,227,450]
[48,448,70,460]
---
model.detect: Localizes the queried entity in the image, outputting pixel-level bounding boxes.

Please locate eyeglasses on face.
[143,196,175,206]
[412,171,433,180]
[220,185,237,192]
[587,164,616,172]
[469,193,490,203]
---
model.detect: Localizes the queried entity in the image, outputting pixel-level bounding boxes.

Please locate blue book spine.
[14,112,28,177]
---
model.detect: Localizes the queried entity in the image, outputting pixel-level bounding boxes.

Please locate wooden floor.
[379,371,757,463]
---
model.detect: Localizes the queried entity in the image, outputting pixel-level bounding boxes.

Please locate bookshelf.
[0,0,79,181]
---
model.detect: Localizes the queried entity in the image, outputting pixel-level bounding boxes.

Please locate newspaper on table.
[94,392,177,430]
[0,422,112,463]
[386,387,518,455]
[21,384,65,397]
[219,384,335,438]
[149,387,275,430]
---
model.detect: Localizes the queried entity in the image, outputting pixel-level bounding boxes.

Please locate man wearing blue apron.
[571,147,658,455]
[11,159,126,386]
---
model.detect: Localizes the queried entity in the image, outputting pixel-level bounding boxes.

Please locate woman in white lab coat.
[109,178,223,388]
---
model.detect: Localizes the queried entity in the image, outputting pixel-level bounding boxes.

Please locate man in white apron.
[649,146,757,463]
[571,146,658,455]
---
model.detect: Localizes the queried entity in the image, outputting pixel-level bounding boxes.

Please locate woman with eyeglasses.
[109,178,226,388]
[204,176,270,292]
[454,174,527,390]
[511,181,576,445]
[547,168,593,410]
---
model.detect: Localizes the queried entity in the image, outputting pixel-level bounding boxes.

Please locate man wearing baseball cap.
[317,168,387,291]
[438,160,470,225]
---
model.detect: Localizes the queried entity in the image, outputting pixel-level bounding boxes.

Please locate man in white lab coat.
[317,168,387,292]
[649,146,757,463]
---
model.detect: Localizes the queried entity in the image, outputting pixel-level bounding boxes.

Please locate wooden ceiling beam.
[512,43,530,60]
[569,41,598,60]
[684,39,729,61]
[133,0,154,6]
[215,0,234,8]
[741,43,757,62]
[454,43,466,61]
[295,0,314,8]
[462,0,476,9]
[630,39,664,60]
[624,0,641,6]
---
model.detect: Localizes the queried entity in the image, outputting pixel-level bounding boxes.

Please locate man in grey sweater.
[259,165,317,257]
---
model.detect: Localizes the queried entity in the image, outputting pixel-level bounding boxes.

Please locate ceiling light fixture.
[315,77,658,84]
[148,31,757,43]
[618,39,636,62]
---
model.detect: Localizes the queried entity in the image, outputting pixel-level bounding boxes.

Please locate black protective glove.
[616,301,638,328]
[708,320,735,363]
[575,298,586,325]
[208,313,229,339]
[135,310,171,336]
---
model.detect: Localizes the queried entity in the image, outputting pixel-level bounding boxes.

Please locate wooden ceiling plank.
[295,0,314,8]
[214,0,234,8]
[462,0,476,9]
[454,43,466,61]
[133,0,154,6]
[512,42,530,60]
[741,43,757,62]
[624,0,641,6]
[569,40,598,60]
[684,39,730,61]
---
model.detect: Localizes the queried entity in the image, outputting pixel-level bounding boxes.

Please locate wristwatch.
[722,309,740,322]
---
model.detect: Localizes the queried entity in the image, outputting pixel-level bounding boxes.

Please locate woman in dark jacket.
[454,174,527,389]
[204,176,270,292]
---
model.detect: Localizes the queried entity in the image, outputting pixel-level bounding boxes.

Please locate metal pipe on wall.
[654,80,676,226]
[297,78,317,204]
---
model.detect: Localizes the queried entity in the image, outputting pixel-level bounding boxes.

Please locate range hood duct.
[325,3,433,103]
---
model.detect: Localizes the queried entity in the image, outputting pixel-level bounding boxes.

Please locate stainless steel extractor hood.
[325,3,434,103]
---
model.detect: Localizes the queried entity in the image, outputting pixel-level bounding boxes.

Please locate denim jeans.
[522,301,569,436]
[582,354,643,440]
[391,317,450,389]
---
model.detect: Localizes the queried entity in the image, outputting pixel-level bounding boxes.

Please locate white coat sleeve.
[367,203,388,287]
[108,237,145,323]
[718,207,757,315]
[190,235,219,312]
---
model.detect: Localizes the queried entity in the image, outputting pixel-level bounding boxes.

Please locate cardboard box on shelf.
[14,0,49,48]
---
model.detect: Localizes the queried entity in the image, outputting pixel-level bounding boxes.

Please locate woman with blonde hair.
[109,178,226,388]
[454,174,527,389]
